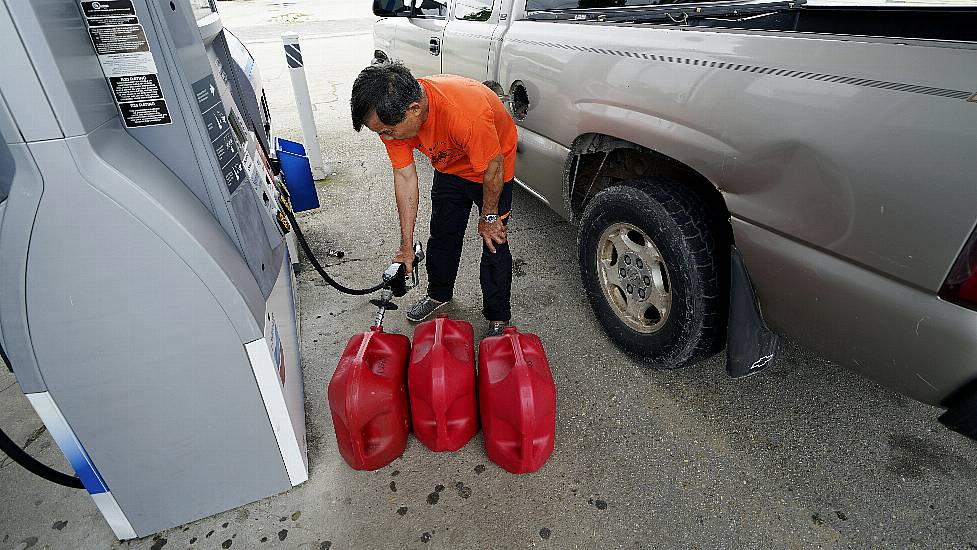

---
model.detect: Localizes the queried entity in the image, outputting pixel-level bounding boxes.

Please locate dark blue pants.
[426,171,513,321]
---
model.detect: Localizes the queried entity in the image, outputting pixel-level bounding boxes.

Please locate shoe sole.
[406,300,449,323]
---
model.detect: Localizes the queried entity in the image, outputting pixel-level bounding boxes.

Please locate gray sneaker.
[485,321,507,337]
[406,295,449,322]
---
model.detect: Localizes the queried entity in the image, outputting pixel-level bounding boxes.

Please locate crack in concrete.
[0,425,46,470]
[22,425,47,451]
[0,380,18,394]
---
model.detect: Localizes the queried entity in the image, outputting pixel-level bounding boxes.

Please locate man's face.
[364,102,423,141]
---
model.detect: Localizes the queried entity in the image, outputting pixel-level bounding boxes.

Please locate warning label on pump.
[109,74,162,103]
[95,52,158,78]
[82,1,136,18]
[89,25,149,55]
[82,0,170,127]
[86,15,139,26]
[120,100,171,127]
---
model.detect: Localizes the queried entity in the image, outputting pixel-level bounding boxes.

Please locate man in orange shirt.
[351,61,518,335]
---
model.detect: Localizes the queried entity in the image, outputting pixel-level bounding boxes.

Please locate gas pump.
[0,0,306,539]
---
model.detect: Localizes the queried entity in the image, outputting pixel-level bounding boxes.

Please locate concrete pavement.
[1,1,976,549]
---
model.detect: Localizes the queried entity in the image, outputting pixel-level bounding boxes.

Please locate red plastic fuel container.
[479,326,556,474]
[408,314,478,451]
[328,326,411,471]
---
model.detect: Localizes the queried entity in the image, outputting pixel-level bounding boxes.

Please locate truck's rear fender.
[564,103,735,239]
[564,130,736,279]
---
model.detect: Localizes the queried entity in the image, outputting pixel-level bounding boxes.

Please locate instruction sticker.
[222,153,246,195]
[214,131,239,168]
[89,24,148,54]
[94,52,158,78]
[108,74,162,103]
[193,75,247,194]
[86,15,139,26]
[206,110,231,143]
[193,78,222,114]
[119,100,171,127]
[81,0,170,127]
[88,24,158,77]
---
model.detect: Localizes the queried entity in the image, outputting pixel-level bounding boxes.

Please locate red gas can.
[478,326,556,474]
[328,326,410,471]
[408,314,478,451]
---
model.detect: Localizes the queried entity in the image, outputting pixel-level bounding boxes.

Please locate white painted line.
[245,338,309,487]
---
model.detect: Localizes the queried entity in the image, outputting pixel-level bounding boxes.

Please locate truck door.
[399,0,449,77]
[441,0,502,81]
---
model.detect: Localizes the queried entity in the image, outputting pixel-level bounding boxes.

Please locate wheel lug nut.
[636,259,643,269]
[626,284,634,294]
[643,276,651,286]
[638,289,646,299]
[619,268,627,278]
[624,256,632,265]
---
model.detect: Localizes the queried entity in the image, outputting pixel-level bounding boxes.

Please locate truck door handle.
[429,37,441,56]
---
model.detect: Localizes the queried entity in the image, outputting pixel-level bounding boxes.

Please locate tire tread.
[577,177,727,369]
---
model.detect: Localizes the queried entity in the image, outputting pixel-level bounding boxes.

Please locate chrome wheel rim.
[596,223,672,333]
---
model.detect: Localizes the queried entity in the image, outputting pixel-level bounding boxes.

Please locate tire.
[577,177,727,369]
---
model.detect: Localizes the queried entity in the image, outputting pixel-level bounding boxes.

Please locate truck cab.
[375,0,513,81]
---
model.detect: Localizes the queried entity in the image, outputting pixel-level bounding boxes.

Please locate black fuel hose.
[282,205,387,296]
[0,343,84,489]
[0,426,84,489]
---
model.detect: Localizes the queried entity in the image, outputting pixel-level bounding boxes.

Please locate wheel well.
[564,134,730,242]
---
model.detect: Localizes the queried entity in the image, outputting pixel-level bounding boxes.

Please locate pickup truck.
[372,0,977,433]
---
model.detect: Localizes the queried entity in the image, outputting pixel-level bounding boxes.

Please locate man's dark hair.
[350,61,422,132]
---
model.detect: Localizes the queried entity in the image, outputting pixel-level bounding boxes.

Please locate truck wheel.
[577,177,726,369]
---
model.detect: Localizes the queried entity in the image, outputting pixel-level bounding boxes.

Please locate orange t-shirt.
[382,75,517,184]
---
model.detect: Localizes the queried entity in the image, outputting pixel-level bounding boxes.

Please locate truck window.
[455,0,493,21]
[415,0,449,18]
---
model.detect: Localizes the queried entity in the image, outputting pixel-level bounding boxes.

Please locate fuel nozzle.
[382,242,424,298]
[371,242,425,327]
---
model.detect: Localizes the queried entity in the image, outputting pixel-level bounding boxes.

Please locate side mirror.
[374,0,412,17]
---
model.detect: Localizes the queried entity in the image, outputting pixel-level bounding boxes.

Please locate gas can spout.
[371,288,396,328]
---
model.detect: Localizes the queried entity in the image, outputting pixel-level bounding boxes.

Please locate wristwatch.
[481,213,500,224]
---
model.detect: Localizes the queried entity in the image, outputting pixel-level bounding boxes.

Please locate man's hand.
[479,154,507,254]
[393,245,416,274]
[479,218,507,254]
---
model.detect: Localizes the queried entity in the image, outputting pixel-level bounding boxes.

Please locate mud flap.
[938,379,977,441]
[726,245,782,378]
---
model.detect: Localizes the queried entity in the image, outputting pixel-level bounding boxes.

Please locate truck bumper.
[732,216,977,406]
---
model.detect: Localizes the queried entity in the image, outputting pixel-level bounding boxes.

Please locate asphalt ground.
[1,2,976,549]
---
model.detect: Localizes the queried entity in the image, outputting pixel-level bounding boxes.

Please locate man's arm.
[393,162,420,272]
[478,154,507,254]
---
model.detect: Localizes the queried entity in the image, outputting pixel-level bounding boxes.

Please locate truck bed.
[527,2,977,43]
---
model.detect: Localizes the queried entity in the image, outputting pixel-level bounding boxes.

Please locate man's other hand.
[393,246,416,274]
[478,219,507,254]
